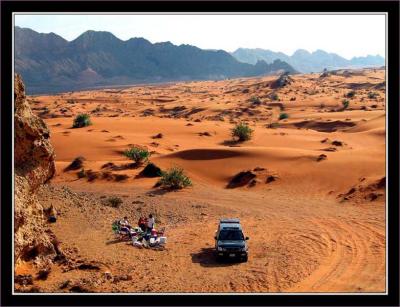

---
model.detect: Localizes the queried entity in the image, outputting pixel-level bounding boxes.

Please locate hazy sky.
[15,14,386,59]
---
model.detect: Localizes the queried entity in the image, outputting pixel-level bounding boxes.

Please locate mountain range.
[15,27,295,94]
[231,48,385,73]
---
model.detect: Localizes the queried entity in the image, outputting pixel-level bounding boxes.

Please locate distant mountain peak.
[292,49,311,57]
[72,30,121,44]
[313,49,329,55]
[127,37,151,43]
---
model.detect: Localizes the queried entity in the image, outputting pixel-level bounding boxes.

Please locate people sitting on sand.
[119,216,131,234]
[138,216,147,232]
[120,216,130,226]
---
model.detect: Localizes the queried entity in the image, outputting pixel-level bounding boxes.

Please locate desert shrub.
[279,113,289,120]
[249,96,262,105]
[77,168,86,179]
[345,90,356,98]
[232,122,253,142]
[104,196,123,208]
[368,92,378,99]
[92,106,101,113]
[86,170,99,182]
[270,93,279,101]
[157,167,192,190]
[267,122,280,129]
[114,174,129,182]
[72,114,92,128]
[123,147,151,164]
[342,99,350,110]
[64,156,85,172]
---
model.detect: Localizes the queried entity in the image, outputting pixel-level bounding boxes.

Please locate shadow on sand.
[105,238,130,246]
[191,248,242,267]
[218,140,242,147]
[146,187,182,197]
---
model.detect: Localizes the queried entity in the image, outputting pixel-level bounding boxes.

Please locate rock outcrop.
[14,74,57,266]
[270,72,294,89]
[227,171,257,188]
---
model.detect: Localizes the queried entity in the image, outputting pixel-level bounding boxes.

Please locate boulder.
[140,163,162,177]
[227,171,256,188]
[377,177,386,189]
[266,175,278,184]
[270,72,294,89]
[331,140,343,146]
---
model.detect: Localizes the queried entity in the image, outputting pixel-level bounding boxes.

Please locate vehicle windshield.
[218,229,244,241]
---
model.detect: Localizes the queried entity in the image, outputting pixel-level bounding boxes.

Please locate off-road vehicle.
[214,218,249,262]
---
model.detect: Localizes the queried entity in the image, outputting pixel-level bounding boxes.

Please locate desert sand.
[16,68,386,293]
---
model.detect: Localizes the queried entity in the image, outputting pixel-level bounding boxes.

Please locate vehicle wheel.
[242,255,248,262]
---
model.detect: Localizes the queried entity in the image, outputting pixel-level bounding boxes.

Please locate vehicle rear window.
[218,230,244,241]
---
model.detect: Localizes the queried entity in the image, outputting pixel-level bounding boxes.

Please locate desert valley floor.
[16,68,386,293]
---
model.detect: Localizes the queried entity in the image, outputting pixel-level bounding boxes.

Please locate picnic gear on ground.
[112,216,166,249]
[133,241,143,248]
[112,220,119,233]
[149,237,156,246]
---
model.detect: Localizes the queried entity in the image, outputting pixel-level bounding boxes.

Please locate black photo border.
[1,1,399,306]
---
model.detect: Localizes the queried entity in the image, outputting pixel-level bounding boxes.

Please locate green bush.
[279,113,289,120]
[342,99,350,109]
[157,167,192,190]
[345,90,356,98]
[368,92,378,99]
[123,147,151,164]
[232,122,253,142]
[72,114,92,128]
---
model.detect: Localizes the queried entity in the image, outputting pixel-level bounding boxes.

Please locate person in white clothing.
[119,216,132,238]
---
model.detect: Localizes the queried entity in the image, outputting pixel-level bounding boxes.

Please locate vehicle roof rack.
[219,218,240,224]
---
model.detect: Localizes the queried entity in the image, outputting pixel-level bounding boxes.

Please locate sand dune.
[346,114,385,133]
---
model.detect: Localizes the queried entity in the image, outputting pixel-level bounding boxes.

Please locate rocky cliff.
[14,74,57,266]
